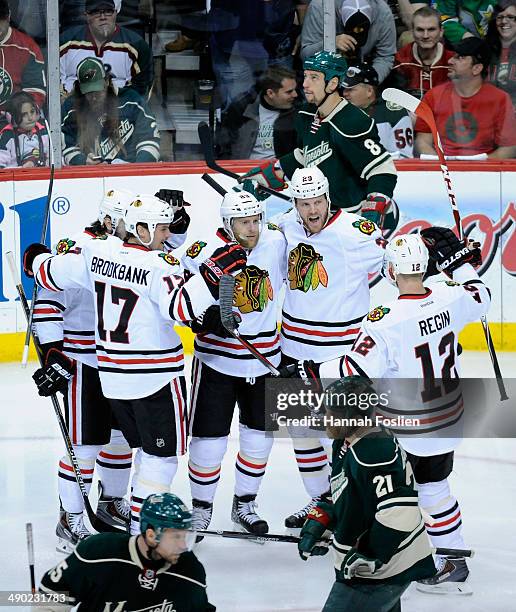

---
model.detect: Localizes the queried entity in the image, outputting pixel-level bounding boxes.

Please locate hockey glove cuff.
[279,360,322,396]
[360,193,392,228]
[241,162,287,191]
[169,207,191,235]
[341,548,383,579]
[240,180,271,202]
[200,244,247,299]
[298,501,334,560]
[32,348,76,396]
[23,243,51,278]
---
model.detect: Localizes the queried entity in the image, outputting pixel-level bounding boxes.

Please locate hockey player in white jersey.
[181,190,286,536]
[277,166,386,528]
[317,230,489,593]
[25,194,247,535]
[32,188,135,552]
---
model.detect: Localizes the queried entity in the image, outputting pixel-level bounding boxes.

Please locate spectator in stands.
[415,37,516,159]
[216,65,298,160]
[60,0,153,98]
[301,0,396,84]
[391,7,454,99]
[342,63,414,158]
[61,57,160,165]
[209,1,308,110]
[0,91,48,167]
[486,0,516,109]
[0,0,45,112]
[436,0,495,44]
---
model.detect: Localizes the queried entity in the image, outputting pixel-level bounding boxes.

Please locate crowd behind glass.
[0,0,514,168]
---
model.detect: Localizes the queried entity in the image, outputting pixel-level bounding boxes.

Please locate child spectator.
[0,92,49,167]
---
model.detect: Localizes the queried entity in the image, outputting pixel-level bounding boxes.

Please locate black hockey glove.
[279,360,322,392]
[23,243,51,278]
[420,227,481,276]
[169,207,191,235]
[32,348,75,396]
[200,244,247,299]
[155,189,191,213]
[190,305,236,338]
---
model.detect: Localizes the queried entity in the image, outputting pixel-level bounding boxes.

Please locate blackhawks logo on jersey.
[267,222,280,231]
[159,252,179,266]
[234,265,273,314]
[367,306,390,322]
[93,234,108,240]
[186,240,207,258]
[56,238,76,255]
[445,280,460,287]
[353,219,376,235]
[288,243,328,292]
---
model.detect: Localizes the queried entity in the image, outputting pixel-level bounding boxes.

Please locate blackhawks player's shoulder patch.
[159,252,179,266]
[288,243,328,292]
[93,234,108,240]
[353,219,376,235]
[367,306,391,322]
[267,222,280,231]
[234,265,273,313]
[56,238,76,255]
[186,240,207,258]
[445,280,460,287]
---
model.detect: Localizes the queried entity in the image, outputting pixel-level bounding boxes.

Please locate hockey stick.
[26,523,36,594]
[219,274,281,377]
[197,529,474,557]
[22,120,55,367]
[382,88,508,402]
[7,252,123,533]
[197,121,291,202]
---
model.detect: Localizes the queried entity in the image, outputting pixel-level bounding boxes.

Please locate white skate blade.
[416,581,473,596]
[232,522,266,545]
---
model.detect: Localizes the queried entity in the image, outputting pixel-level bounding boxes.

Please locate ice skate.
[284,495,322,529]
[192,499,214,543]
[96,482,130,530]
[56,511,92,554]
[231,494,268,536]
[416,557,472,595]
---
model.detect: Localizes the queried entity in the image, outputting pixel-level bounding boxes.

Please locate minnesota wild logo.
[186,240,207,258]
[56,238,76,255]
[367,306,390,322]
[159,252,179,266]
[353,219,376,235]
[234,266,273,313]
[288,243,328,292]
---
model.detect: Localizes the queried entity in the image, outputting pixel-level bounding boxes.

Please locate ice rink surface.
[1,352,515,612]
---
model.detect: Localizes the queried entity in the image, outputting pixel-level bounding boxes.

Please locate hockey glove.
[190,305,237,338]
[32,348,76,396]
[23,243,51,278]
[298,501,334,560]
[279,360,322,395]
[341,548,383,579]
[169,207,191,235]
[155,189,191,214]
[360,193,392,228]
[241,161,287,191]
[240,180,271,202]
[420,227,481,276]
[200,244,247,299]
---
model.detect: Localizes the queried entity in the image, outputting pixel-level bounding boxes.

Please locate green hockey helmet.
[303,51,348,83]
[140,493,192,538]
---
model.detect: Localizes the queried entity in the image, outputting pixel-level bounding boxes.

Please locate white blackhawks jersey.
[33,236,214,399]
[182,226,287,377]
[320,264,491,456]
[278,208,385,362]
[33,228,101,369]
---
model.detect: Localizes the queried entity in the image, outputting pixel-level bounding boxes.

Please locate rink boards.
[0,160,514,361]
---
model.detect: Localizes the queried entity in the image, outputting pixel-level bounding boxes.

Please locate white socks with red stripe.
[58,445,100,513]
[419,479,466,550]
[129,451,178,535]
[292,438,330,498]
[188,436,228,503]
[96,429,132,498]
[234,424,273,497]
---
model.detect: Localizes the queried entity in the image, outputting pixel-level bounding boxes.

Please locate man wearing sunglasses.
[60,0,152,98]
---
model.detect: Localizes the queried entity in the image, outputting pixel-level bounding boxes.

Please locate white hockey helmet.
[383,233,429,286]
[220,190,265,242]
[290,167,331,203]
[125,194,174,246]
[98,188,135,233]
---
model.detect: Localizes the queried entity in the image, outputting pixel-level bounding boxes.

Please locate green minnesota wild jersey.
[437,0,495,44]
[39,533,215,611]
[279,99,397,210]
[330,432,436,584]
